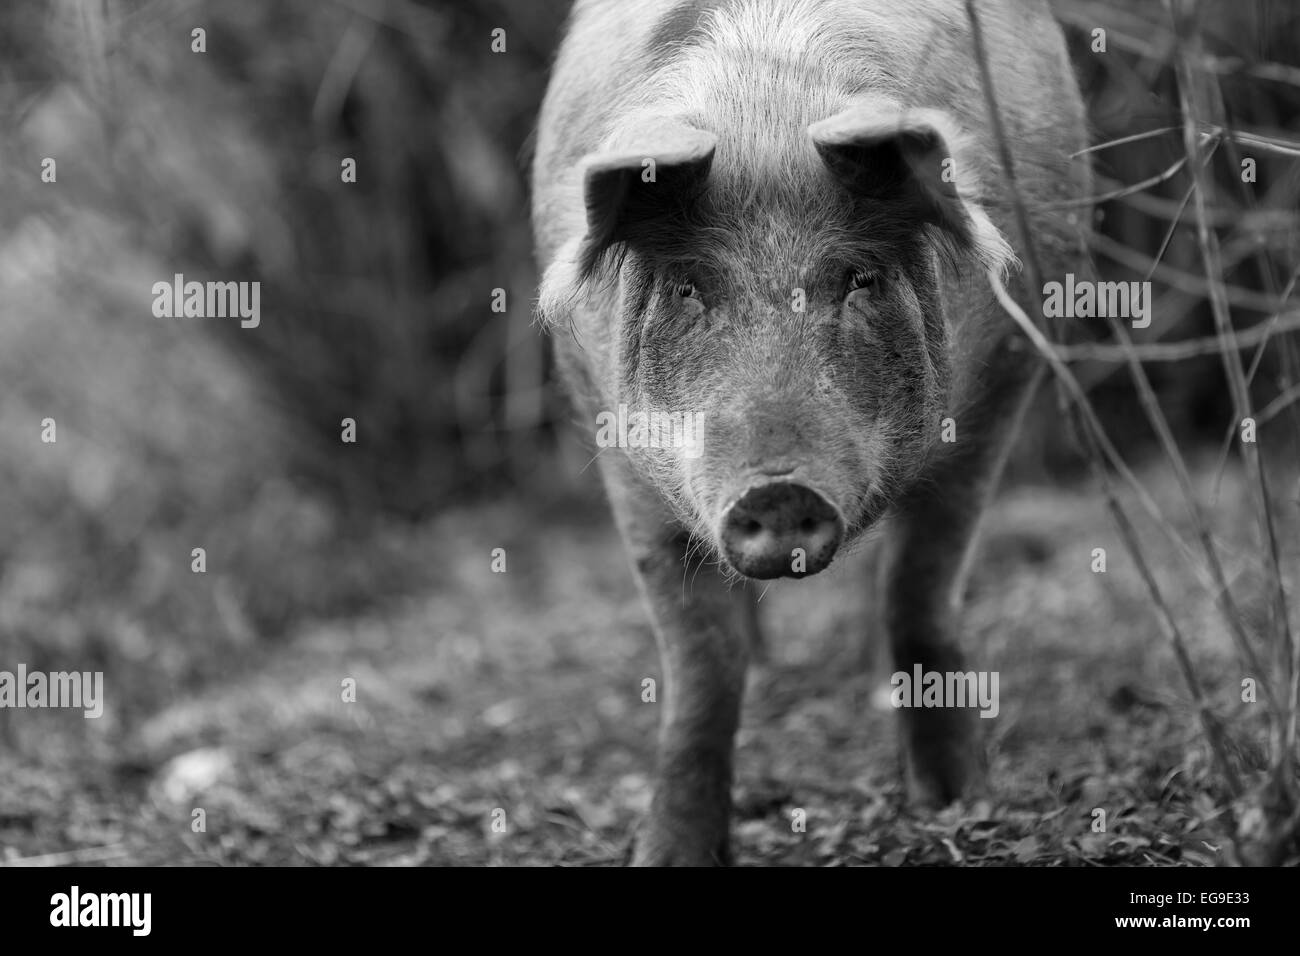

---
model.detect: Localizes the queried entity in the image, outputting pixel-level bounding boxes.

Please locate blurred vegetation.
[0,0,572,713]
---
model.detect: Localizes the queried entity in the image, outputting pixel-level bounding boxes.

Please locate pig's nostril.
[719,481,845,580]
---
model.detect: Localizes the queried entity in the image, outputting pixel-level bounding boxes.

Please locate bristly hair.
[536,0,1022,327]
[539,163,1011,329]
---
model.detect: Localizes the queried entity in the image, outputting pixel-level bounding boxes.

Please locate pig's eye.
[846,269,880,296]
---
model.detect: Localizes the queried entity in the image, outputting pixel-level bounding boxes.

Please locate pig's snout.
[719,481,845,579]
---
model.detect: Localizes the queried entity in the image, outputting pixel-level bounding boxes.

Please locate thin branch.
[1089,232,1292,315]
[1069,125,1187,158]
[1098,178,1300,229]
[990,266,1246,800]
[1199,55,1300,92]
[1255,383,1300,427]
[1097,308,1281,717]
[1171,0,1295,764]
[1033,151,1198,210]
[1242,265,1300,392]
[1048,309,1300,363]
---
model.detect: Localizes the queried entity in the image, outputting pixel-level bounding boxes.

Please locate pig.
[532,0,1090,865]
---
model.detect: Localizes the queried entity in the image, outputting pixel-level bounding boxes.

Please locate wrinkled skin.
[631,225,946,552]
[533,0,1090,865]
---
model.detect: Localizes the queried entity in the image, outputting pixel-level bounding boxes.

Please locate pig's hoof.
[904,728,982,811]
[629,823,730,867]
[903,743,987,808]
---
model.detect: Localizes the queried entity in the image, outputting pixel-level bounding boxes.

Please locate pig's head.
[539,100,1014,580]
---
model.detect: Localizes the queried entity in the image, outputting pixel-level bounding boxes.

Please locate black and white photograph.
[0,0,1298,918]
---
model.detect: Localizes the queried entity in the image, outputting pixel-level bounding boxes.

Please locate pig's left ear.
[809,105,1016,277]
[576,120,717,280]
[535,121,715,329]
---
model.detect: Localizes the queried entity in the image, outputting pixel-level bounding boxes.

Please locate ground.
[0,458,1288,866]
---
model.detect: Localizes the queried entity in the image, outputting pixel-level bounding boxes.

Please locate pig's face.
[542,104,1014,579]
[627,236,943,578]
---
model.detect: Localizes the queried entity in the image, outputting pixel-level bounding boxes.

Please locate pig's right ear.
[809,105,1016,278]
[576,121,717,280]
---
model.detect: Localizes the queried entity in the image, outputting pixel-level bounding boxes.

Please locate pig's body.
[533,0,1090,864]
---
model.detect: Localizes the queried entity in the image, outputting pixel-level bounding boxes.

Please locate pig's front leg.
[885,471,992,808]
[883,344,1034,807]
[606,476,754,866]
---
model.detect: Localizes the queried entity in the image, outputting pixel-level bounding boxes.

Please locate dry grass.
[989,0,1300,864]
